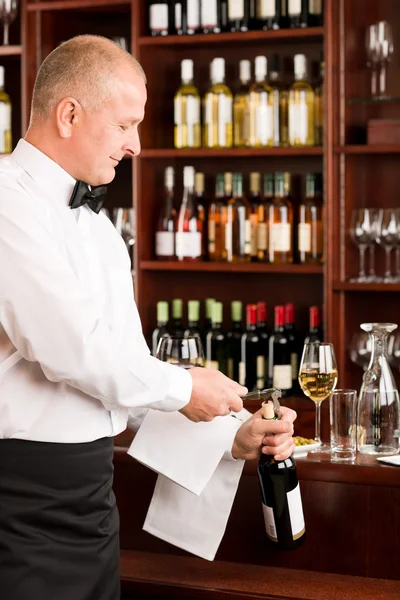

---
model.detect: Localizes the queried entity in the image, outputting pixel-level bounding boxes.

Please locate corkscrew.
[241,387,282,418]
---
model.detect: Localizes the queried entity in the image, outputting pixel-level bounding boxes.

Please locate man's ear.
[55,97,82,139]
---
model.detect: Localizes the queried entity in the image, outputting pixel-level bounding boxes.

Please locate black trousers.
[0,437,120,600]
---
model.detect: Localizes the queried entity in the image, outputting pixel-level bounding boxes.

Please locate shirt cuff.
[160,362,192,411]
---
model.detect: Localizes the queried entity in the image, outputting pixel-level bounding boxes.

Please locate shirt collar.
[11,139,77,208]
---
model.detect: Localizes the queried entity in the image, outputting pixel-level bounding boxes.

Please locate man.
[0,35,296,600]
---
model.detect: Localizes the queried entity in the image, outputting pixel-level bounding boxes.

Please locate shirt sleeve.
[0,187,191,413]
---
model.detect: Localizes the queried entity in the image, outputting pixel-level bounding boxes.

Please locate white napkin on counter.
[377,455,400,466]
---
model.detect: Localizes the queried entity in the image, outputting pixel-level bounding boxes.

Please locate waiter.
[0,35,296,600]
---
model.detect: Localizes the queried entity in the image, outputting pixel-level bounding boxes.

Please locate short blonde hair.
[30,35,146,124]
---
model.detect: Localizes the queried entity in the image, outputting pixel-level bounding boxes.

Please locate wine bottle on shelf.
[288,54,315,147]
[149,0,174,36]
[257,173,273,262]
[314,51,325,146]
[257,301,270,383]
[284,303,301,394]
[257,399,306,550]
[220,172,233,261]
[268,172,293,264]
[227,300,243,381]
[240,304,265,390]
[206,301,228,374]
[248,0,261,29]
[203,58,233,149]
[288,0,309,28]
[203,298,216,347]
[208,174,225,261]
[155,166,176,261]
[269,54,289,147]
[174,59,201,149]
[184,300,201,339]
[248,172,262,262]
[174,0,187,34]
[152,301,170,356]
[187,0,202,34]
[233,59,251,148]
[172,298,185,336]
[298,173,323,264]
[194,172,208,259]
[176,166,203,261]
[249,56,274,148]
[268,305,292,395]
[259,0,287,30]
[220,0,230,31]
[304,305,322,343]
[228,0,249,32]
[225,172,251,263]
[309,0,323,26]
[0,66,12,154]
[201,0,221,33]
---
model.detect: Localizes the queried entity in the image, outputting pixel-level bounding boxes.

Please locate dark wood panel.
[140,261,323,274]
[140,148,323,157]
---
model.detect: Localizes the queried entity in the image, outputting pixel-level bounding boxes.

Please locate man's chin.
[91,169,116,187]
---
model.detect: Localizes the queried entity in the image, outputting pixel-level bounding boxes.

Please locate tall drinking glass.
[299,342,338,452]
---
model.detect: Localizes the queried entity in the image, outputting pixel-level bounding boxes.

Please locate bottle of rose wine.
[257,398,306,550]
[176,166,203,261]
[155,166,176,260]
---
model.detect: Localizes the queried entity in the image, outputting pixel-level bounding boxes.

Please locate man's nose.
[123,129,141,157]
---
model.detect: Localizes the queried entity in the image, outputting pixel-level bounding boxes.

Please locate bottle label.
[287,483,305,540]
[250,214,258,256]
[218,94,232,147]
[205,360,219,370]
[229,0,245,19]
[155,231,174,256]
[186,95,200,147]
[256,103,273,145]
[257,222,268,251]
[244,219,252,255]
[174,97,182,125]
[271,223,291,252]
[273,364,292,389]
[288,0,301,15]
[187,0,200,29]
[239,361,246,386]
[309,0,322,15]
[258,0,276,19]
[262,502,278,542]
[289,100,309,145]
[201,0,218,26]
[208,220,216,253]
[257,355,265,389]
[298,222,311,252]
[290,352,298,381]
[0,103,11,154]
[175,231,202,258]
[150,4,169,31]
[227,358,234,380]
[175,2,182,28]
[225,220,233,254]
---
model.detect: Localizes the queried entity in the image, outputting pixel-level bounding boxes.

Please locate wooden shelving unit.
[141,261,323,275]
[140,147,323,158]
[0,45,22,56]
[335,145,400,154]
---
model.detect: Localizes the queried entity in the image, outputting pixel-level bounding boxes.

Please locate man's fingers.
[263,432,292,447]
[228,395,244,413]
[254,417,293,435]
[262,438,295,459]
[280,406,297,423]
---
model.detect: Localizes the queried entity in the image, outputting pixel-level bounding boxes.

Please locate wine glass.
[349,331,372,370]
[394,208,400,283]
[376,20,394,98]
[156,335,205,368]
[365,24,379,97]
[113,208,135,269]
[0,0,18,46]
[299,342,338,452]
[375,208,398,283]
[349,209,377,283]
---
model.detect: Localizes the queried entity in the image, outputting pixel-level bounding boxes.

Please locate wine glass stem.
[314,402,321,444]
[359,246,366,279]
[368,245,376,278]
[385,247,392,279]
[379,63,387,97]
[371,68,377,96]
[3,24,9,46]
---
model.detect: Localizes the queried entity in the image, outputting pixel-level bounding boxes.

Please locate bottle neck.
[188,320,199,328]
[157,320,168,328]
[182,76,193,86]
[295,70,307,82]
[270,71,279,82]
[212,321,222,330]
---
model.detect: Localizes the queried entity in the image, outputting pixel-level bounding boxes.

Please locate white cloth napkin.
[377,454,400,466]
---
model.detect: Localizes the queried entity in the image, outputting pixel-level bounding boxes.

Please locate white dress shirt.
[0,139,192,443]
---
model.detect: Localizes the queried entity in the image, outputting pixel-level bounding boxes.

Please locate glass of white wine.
[298,342,338,452]
[156,336,204,369]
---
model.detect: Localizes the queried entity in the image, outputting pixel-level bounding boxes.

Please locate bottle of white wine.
[233,59,251,148]
[249,56,274,147]
[152,301,170,356]
[174,59,201,149]
[268,172,293,264]
[298,173,323,264]
[257,397,306,550]
[203,58,233,148]
[0,66,12,154]
[288,54,315,147]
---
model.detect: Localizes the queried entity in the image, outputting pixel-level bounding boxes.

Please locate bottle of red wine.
[304,305,322,343]
[206,301,228,374]
[155,166,176,260]
[257,301,270,375]
[309,0,323,27]
[152,301,170,356]
[171,298,184,336]
[268,305,292,395]
[240,304,265,391]
[288,0,309,28]
[226,301,243,381]
[248,0,261,30]
[284,303,301,394]
[228,0,249,32]
[220,0,229,31]
[257,399,306,550]
[149,0,174,36]
[184,300,201,339]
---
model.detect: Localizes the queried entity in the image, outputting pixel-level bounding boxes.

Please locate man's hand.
[179,367,247,422]
[231,406,296,461]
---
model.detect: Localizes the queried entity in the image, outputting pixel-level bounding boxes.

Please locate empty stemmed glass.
[0,0,18,46]
[394,208,400,283]
[376,20,394,98]
[350,209,378,282]
[365,24,379,97]
[156,336,205,368]
[375,208,398,283]
[349,331,371,370]
[113,208,135,269]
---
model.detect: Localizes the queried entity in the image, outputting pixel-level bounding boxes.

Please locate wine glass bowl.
[349,331,372,370]
[365,24,379,96]
[0,0,19,46]
[375,208,399,283]
[349,209,378,283]
[376,20,394,98]
[156,335,205,368]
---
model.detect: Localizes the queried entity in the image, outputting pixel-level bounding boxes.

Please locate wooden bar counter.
[113,443,400,599]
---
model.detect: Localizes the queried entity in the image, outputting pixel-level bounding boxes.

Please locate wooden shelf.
[139,26,324,47]
[27,0,130,10]
[333,281,400,292]
[140,261,323,274]
[140,147,323,158]
[0,45,22,56]
[335,145,400,154]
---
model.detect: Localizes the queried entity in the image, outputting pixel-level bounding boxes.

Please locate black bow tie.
[69,181,107,214]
